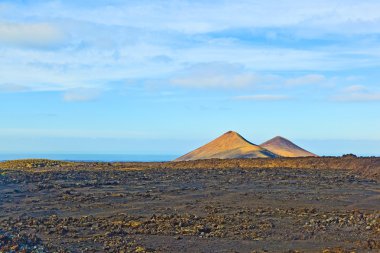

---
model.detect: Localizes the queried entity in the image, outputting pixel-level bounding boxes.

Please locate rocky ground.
[0,159,379,252]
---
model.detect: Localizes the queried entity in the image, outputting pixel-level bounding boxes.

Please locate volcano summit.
[176,131,317,161]
[175,131,278,161]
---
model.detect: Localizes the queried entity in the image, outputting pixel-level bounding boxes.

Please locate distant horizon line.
[1,152,378,156]
[0,153,378,159]
[0,154,179,163]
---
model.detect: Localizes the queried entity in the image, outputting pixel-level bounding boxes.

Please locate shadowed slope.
[175,131,278,161]
[261,136,317,157]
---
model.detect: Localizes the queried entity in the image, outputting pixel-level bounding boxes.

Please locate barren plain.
[0,157,379,252]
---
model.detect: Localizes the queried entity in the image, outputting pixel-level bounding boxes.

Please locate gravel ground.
[0,161,379,252]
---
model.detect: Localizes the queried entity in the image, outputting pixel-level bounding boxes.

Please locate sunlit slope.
[175,131,278,161]
[260,136,318,157]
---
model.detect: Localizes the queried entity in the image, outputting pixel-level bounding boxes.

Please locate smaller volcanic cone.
[260,136,318,157]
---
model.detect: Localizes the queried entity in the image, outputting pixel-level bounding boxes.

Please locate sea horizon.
[0,153,178,162]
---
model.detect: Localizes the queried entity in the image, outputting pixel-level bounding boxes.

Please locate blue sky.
[1,0,380,156]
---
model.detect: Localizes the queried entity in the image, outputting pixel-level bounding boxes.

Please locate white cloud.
[0,83,30,92]
[0,22,65,48]
[0,1,379,98]
[16,1,380,35]
[233,94,291,101]
[332,85,380,102]
[0,128,152,139]
[342,85,367,93]
[63,88,101,102]
[285,74,326,86]
[333,93,380,102]
[171,63,258,88]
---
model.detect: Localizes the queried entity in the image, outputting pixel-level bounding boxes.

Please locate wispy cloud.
[332,85,380,102]
[285,74,326,86]
[333,93,380,102]
[0,128,152,139]
[63,88,101,102]
[233,94,291,101]
[0,83,30,92]
[0,22,65,48]
[12,1,380,35]
[0,0,379,103]
[171,63,258,88]
[341,85,367,93]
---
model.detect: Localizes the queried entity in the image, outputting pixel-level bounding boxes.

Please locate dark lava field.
[0,158,379,252]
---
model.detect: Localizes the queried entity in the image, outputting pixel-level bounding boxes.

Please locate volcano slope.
[175,131,277,161]
[260,136,318,157]
[0,157,379,252]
